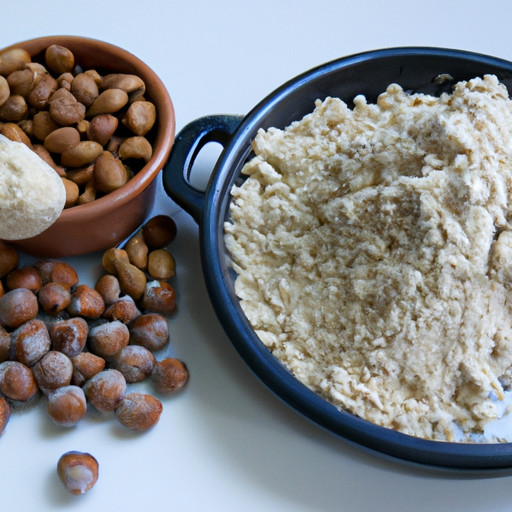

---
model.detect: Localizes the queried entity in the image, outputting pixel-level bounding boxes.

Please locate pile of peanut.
[0,44,157,207]
[0,214,188,437]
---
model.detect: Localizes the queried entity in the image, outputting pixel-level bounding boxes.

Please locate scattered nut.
[5,266,42,293]
[0,396,10,436]
[0,240,19,278]
[49,317,88,357]
[48,385,87,427]
[114,392,162,431]
[94,274,121,305]
[67,284,105,319]
[11,318,51,367]
[103,296,141,324]
[147,249,176,280]
[87,320,129,359]
[140,280,176,316]
[0,288,38,328]
[71,352,105,387]
[83,369,126,412]
[32,350,73,395]
[142,215,177,248]
[57,451,98,495]
[38,282,72,315]
[110,345,155,383]
[0,361,39,401]
[129,313,169,352]
[151,358,189,394]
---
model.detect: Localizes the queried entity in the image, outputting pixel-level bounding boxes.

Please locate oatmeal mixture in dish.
[224,74,512,442]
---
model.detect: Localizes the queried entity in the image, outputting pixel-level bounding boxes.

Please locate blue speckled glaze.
[163,47,512,471]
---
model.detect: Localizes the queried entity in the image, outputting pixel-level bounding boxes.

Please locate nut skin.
[140,280,176,316]
[142,215,177,249]
[110,345,155,383]
[147,249,176,280]
[0,361,38,401]
[5,266,42,293]
[47,385,87,427]
[124,230,148,270]
[49,317,88,357]
[0,288,38,329]
[45,44,75,75]
[114,392,162,431]
[83,369,126,412]
[48,88,86,126]
[0,396,10,436]
[34,260,78,288]
[57,451,99,495]
[11,318,51,367]
[0,325,10,363]
[86,113,118,145]
[0,240,19,278]
[122,100,156,136]
[128,313,169,352]
[0,48,31,76]
[32,350,73,395]
[38,282,72,315]
[67,284,105,319]
[94,274,121,305]
[87,320,129,359]
[71,352,105,387]
[151,358,189,394]
[102,296,141,325]
[94,151,130,193]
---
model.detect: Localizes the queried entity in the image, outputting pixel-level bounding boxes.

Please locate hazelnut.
[0,325,10,363]
[151,358,189,394]
[87,320,129,359]
[0,396,10,436]
[71,352,105,387]
[48,261,79,289]
[140,280,176,315]
[38,282,72,315]
[147,249,176,280]
[68,284,105,319]
[33,350,73,395]
[128,313,169,352]
[114,392,162,431]
[110,345,155,383]
[95,274,121,305]
[47,385,87,427]
[57,451,99,495]
[34,260,78,288]
[102,296,141,324]
[11,318,51,367]
[0,288,38,328]
[0,361,38,401]
[142,215,177,248]
[0,240,19,278]
[5,266,42,293]
[124,230,148,270]
[83,369,126,413]
[49,317,88,357]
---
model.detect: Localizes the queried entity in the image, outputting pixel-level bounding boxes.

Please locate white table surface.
[2,1,512,510]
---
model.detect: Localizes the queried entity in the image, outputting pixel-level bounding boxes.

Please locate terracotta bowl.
[0,35,175,257]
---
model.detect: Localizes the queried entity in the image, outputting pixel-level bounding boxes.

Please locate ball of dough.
[0,135,66,240]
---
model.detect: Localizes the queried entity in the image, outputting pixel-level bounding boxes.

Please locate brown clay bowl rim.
[0,35,176,224]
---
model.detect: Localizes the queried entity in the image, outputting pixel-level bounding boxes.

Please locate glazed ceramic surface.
[1,35,175,257]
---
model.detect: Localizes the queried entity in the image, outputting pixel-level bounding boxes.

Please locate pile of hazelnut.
[0,214,188,494]
[0,44,157,207]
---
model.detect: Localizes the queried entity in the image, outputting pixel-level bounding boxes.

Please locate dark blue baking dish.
[162,47,512,471]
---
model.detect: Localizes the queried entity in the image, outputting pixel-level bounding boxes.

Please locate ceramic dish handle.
[162,114,244,222]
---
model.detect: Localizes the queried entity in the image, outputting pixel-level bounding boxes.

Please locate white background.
[2,1,512,511]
